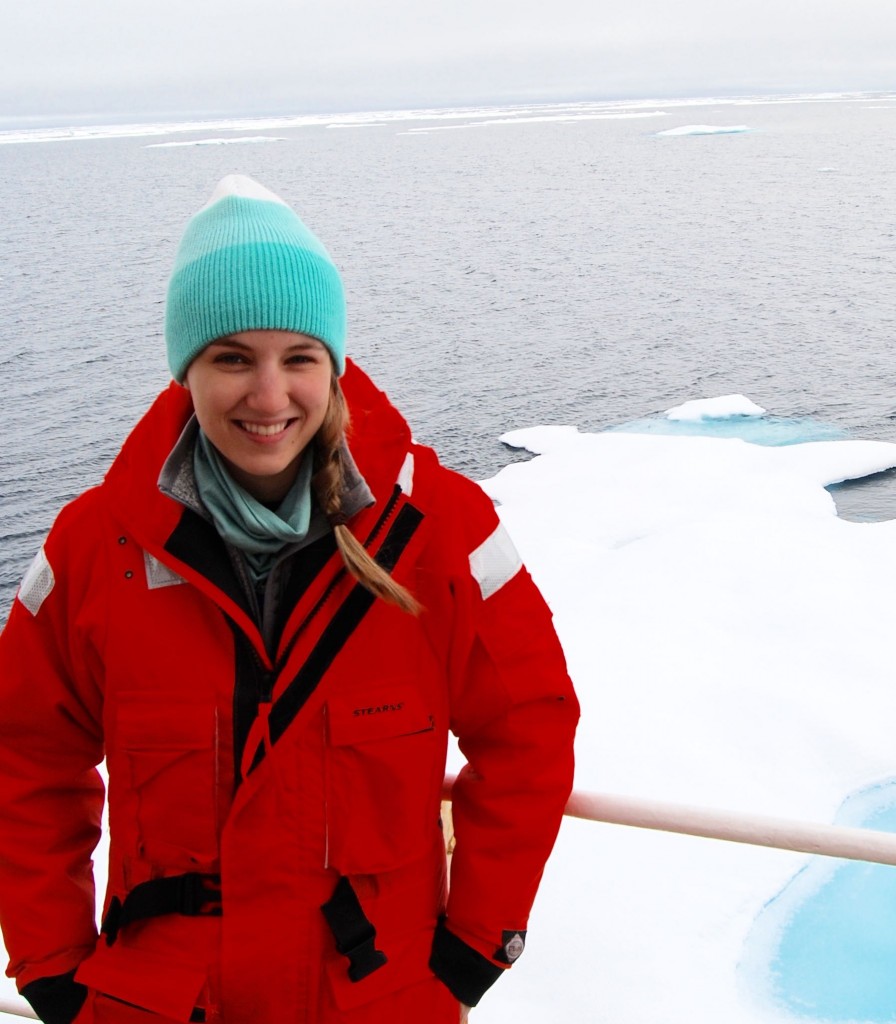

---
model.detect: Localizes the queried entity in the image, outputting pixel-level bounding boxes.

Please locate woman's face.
[185,329,333,504]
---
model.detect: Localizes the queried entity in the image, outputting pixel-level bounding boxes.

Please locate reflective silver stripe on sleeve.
[144,550,186,589]
[468,523,523,601]
[397,452,415,496]
[18,545,55,616]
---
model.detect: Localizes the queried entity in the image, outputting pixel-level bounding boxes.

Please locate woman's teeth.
[241,421,288,436]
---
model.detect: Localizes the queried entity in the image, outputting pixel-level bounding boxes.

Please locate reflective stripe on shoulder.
[18,545,55,616]
[397,451,415,496]
[144,550,186,590]
[468,523,523,601]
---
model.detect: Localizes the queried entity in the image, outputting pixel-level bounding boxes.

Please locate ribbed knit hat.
[165,175,346,381]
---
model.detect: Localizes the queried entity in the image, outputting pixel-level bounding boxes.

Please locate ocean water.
[2,93,896,615]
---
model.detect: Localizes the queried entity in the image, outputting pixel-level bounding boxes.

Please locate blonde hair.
[312,378,420,615]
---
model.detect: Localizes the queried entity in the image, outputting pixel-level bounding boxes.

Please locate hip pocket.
[92,992,201,1024]
[75,943,207,1023]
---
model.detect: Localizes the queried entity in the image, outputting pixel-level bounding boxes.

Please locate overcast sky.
[3,0,895,124]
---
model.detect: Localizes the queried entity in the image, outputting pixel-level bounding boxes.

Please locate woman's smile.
[238,419,297,438]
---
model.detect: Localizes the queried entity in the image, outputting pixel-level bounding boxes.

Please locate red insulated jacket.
[0,361,579,1024]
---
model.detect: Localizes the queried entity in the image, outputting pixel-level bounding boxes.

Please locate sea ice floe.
[469,417,896,1024]
[656,124,753,136]
[145,136,286,148]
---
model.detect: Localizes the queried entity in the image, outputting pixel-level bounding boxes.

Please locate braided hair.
[312,377,420,615]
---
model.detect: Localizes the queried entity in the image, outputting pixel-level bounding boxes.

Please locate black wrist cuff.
[429,916,504,1007]
[21,970,88,1024]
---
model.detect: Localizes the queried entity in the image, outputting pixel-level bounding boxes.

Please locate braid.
[312,378,421,615]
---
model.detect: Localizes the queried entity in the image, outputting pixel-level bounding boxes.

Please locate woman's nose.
[245,366,289,413]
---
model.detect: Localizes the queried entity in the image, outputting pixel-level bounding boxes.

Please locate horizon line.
[1,88,893,143]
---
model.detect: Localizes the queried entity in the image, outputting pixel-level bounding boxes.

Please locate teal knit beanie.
[165,175,346,381]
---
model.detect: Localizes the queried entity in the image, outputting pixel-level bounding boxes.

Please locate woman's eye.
[213,353,248,366]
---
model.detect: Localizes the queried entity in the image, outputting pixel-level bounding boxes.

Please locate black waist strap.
[320,876,388,982]
[101,872,222,946]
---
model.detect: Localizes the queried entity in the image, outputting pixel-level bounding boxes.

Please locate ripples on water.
[2,96,895,614]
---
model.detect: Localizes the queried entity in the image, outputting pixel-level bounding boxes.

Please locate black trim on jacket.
[164,507,253,621]
[429,918,504,1007]
[229,624,273,788]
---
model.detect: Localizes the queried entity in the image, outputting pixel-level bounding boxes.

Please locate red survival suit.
[0,361,579,1024]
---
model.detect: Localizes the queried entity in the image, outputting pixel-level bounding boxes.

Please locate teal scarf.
[193,431,314,584]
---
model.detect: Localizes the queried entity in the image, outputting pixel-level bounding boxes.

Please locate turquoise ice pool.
[746,780,896,1021]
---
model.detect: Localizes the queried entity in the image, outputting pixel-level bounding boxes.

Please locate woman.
[0,176,579,1024]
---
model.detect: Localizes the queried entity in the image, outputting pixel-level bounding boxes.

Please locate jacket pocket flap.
[76,943,206,1021]
[327,685,433,746]
[116,698,214,752]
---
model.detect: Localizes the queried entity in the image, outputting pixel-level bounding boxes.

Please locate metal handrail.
[0,999,34,1020]
[443,774,896,866]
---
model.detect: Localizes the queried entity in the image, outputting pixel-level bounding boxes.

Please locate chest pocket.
[324,683,439,874]
[115,697,218,864]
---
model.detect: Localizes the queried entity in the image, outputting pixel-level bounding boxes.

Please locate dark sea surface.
[2,94,895,615]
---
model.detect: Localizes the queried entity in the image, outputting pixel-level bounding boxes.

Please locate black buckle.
[321,876,388,983]
[343,935,388,983]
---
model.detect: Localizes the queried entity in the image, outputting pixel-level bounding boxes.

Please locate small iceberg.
[656,124,753,136]
[665,395,766,421]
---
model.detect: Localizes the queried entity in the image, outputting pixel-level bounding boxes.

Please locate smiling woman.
[0,175,579,1024]
[184,332,334,504]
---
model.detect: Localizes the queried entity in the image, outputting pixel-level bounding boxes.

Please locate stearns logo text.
[352,702,405,717]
